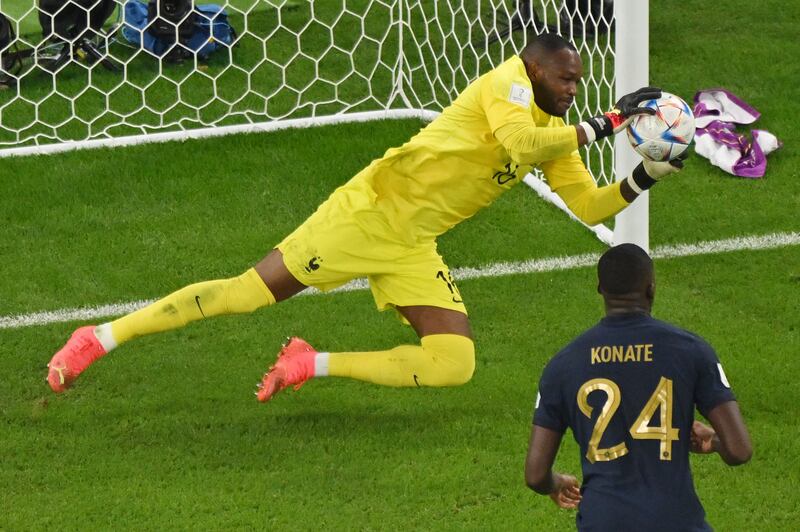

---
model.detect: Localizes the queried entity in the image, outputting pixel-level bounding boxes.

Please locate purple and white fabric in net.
[693,89,781,178]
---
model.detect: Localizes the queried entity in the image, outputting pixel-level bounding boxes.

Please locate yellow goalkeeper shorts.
[276,183,467,316]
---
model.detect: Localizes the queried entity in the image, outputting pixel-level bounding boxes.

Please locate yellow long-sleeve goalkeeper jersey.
[346,55,629,244]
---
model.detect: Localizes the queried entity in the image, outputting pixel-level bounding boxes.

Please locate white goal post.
[0,0,648,249]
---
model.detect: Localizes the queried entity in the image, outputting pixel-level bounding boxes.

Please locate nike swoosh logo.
[413,374,421,387]
[195,296,205,317]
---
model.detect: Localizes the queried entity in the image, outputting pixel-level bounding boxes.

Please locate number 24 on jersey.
[577,377,679,463]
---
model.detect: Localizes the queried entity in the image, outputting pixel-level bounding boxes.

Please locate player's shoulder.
[648,317,718,358]
[545,325,600,371]
[484,56,532,100]
[648,316,709,342]
[489,55,529,82]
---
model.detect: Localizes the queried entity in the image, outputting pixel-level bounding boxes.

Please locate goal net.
[0,0,646,245]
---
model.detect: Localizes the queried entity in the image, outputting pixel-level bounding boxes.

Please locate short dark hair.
[521,33,577,60]
[597,244,654,295]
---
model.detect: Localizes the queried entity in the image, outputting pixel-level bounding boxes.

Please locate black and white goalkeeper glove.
[626,153,687,194]
[578,86,662,144]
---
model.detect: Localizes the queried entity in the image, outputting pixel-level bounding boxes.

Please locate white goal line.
[1,231,797,331]
[0,110,441,159]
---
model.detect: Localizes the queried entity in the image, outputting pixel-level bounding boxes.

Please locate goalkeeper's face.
[528,48,583,117]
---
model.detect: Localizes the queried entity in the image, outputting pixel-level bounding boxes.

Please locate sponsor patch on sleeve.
[717,363,731,388]
[508,83,532,108]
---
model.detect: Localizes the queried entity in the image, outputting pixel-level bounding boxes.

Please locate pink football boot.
[257,337,317,402]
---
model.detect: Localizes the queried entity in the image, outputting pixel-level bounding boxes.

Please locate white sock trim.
[578,122,596,144]
[314,352,330,377]
[94,322,118,352]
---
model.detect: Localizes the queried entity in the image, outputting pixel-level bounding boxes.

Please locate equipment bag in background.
[147,0,196,45]
[0,13,14,50]
[0,13,15,63]
[122,0,236,61]
[0,12,21,79]
[0,12,37,84]
[39,0,117,41]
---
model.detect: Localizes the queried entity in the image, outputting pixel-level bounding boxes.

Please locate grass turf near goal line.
[1,231,798,330]
[1,243,798,529]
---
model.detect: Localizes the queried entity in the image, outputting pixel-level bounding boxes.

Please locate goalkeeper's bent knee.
[111,268,275,344]
[419,333,475,386]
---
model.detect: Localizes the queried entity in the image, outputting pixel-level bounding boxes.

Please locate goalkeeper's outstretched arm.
[489,84,662,167]
[542,153,688,225]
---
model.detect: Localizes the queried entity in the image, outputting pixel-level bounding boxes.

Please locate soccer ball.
[626,92,695,162]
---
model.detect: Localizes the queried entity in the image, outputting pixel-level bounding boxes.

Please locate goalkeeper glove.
[578,86,662,144]
[626,153,688,194]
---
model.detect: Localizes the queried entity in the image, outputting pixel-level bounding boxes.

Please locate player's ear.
[525,61,540,84]
[646,282,655,302]
[526,66,535,83]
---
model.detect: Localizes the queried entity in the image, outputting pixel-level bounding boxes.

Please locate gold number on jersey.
[577,379,629,463]
[629,377,680,460]
[577,377,679,463]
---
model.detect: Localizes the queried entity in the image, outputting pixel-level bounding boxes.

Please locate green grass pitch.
[1,1,799,530]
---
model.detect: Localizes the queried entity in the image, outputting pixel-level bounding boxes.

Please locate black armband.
[578,115,612,144]
[629,162,658,192]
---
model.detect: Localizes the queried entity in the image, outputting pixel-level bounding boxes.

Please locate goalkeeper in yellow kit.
[47,33,684,401]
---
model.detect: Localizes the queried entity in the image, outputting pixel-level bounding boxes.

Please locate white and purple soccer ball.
[627,92,695,162]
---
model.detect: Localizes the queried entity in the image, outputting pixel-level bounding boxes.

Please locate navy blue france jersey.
[533,313,736,532]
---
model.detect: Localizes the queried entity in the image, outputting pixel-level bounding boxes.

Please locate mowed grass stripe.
[2,231,798,330]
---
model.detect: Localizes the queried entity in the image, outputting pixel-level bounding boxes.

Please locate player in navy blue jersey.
[525,244,752,531]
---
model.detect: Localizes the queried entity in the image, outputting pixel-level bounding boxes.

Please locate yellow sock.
[325,334,475,387]
[110,268,275,345]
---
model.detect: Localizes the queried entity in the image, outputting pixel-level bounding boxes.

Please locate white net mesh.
[0,0,616,182]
